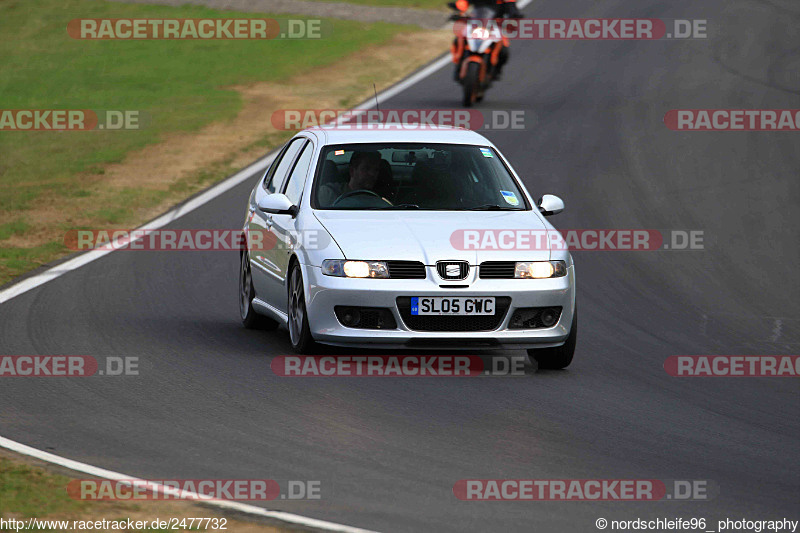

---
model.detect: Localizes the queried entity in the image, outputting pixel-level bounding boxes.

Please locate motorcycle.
[449,5,509,107]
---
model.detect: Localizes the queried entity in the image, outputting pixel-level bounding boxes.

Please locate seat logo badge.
[438,261,469,280]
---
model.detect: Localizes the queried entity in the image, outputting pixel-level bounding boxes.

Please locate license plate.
[410,297,495,316]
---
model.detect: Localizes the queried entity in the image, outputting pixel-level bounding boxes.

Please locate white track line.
[0,0,532,305]
[0,43,457,533]
[0,153,276,305]
[0,51,452,306]
[0,436,378,533]
[0,3,537,523]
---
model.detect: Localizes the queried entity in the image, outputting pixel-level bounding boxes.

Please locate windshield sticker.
[500,190,519,206]
[480,147,493,158]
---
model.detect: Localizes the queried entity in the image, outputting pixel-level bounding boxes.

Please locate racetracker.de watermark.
[67,479,321,500]
[63,229,331,252]
[65,229,705,252]
[67,18,326,39]
[271,109,530,131]
[450,229,704,251]
[452,18,707,40]
[664,356,799,377]
[0,110,143,131]
[665,110,800,131]
[272,355,528,377]
[453,479,714,500]
[0,356,139,377]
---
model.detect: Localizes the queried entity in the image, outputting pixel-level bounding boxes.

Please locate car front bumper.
[303,264,576,350]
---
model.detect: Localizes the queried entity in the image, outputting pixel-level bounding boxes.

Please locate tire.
[462,61,480,107]
[239,251,278,330]
[528,306,577,370]
[287,263,316,354]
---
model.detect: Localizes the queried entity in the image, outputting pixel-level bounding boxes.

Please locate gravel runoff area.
[106,0,450,29]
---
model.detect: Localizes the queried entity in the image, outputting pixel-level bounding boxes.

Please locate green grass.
[0,220,30,241]
[0,0,410,204]
[0,457,89,518]
[0,457,273,532]
[0,241,65,280]
[0,457,196,531]
[0,0,416,285]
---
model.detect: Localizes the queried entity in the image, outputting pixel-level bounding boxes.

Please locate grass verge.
[0,452,286,532]
[0,0,450,286]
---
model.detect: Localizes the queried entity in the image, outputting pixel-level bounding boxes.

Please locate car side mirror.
[257,193,298,217]
[538,194,564,216]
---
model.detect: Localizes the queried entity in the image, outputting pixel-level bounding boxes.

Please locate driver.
[319,150,383,206]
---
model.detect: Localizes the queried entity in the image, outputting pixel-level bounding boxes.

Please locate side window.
[283,142,314,205]
[261,154,280,191]
[265,138,304,194]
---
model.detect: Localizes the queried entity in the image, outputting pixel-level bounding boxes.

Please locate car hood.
[313,210,551,264]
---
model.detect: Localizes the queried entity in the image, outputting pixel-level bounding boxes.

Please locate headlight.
[514,261,567,279]
[322,260,389,278]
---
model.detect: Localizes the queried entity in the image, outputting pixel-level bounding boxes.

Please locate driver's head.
[348,151,382,190]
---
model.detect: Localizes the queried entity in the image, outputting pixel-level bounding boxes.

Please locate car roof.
[300,124,494,146]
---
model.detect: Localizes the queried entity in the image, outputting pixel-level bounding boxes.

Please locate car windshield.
[312,143,528,211]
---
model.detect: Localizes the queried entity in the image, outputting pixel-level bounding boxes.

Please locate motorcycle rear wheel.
[462,61,481,107]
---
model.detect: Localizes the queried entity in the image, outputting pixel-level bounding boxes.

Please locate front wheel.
[462,61,480,107]
[528,307,577,370]
[288,263,316,354]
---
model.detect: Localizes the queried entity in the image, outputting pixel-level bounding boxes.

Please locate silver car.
[239,126,577,368]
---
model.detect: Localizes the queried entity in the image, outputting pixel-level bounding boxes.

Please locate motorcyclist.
[448,0,523,80]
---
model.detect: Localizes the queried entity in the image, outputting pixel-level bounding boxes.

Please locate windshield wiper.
[370,203,421,210]
[466,204,513,210]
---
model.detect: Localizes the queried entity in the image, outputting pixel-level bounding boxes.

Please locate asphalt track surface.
[2,1,799,531]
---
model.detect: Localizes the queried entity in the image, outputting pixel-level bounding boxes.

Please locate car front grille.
[479,261,516,279]
[395,296,511,332]
[387,261,426,279]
